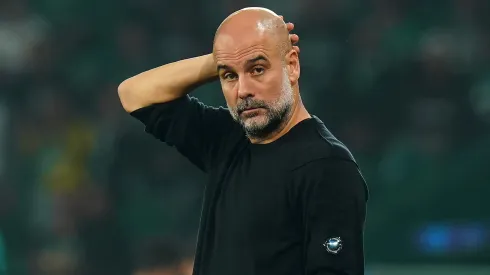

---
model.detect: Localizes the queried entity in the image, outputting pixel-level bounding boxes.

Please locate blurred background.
[0,0,489,274]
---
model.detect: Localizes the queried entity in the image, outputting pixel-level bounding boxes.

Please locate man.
[119,7,368,275]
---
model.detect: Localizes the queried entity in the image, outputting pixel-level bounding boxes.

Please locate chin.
[242,113,268,127]
[243,116,275,137]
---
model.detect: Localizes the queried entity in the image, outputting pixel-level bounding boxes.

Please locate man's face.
[214,33,297,139]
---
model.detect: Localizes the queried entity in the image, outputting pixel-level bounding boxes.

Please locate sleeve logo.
[323,237,342,254]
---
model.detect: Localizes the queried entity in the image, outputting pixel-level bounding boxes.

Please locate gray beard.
[237,101,293,140]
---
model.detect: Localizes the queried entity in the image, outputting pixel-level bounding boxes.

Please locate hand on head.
[279,15,300,54]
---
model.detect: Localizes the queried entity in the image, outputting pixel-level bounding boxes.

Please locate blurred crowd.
[0,0,489,274]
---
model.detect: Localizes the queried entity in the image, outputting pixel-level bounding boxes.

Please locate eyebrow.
[217,55,269,73]
[246,55,268,66]
[217,64,231,73]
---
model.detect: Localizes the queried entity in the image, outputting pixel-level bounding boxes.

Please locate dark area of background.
[0,0,489,274]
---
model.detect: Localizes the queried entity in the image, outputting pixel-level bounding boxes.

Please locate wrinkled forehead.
[213,32,278,65]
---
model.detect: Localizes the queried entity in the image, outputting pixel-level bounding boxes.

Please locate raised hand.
[279,15,300,54]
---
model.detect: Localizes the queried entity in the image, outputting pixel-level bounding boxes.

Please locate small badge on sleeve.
[323,237,342,254]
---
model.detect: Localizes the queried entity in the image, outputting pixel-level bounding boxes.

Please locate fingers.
[280,15,299,53]
[290,34,299,44]
[279,15,294,30]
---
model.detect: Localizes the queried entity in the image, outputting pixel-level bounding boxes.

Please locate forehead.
[213,32,278,64]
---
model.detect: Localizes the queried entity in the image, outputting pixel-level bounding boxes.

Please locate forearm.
[118,53,217,113]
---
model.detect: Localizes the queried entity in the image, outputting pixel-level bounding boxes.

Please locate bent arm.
[118,54,217,113]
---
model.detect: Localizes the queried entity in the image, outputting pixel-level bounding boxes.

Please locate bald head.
[213,7,292,58]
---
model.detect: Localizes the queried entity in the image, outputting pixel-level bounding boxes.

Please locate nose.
[237,76,254,99]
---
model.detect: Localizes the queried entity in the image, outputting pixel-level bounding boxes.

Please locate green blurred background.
[0,0,489,274]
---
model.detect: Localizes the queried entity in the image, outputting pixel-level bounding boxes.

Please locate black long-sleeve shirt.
[130,95,369,275]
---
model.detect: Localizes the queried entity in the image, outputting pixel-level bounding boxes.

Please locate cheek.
[221,84,237,107]
[260,75,284,99]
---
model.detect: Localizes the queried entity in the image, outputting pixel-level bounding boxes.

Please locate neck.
[250,92,311,144]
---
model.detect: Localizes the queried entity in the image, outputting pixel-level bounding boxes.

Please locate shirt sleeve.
[294,158,368,275]
[130,95,239,172]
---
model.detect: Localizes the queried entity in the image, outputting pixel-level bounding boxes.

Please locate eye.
[223,72,238,81]
[251,66,265,76]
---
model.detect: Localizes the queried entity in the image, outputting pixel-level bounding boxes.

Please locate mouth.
[240,107,264,116]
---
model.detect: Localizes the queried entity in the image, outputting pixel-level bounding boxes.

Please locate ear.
[285,49,300,85]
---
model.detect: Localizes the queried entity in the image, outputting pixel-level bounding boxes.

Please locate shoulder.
[131,95,233,124]
[286,117,369,201]
[291,157,369,203]
[286,116,358,171]
[130,95,243,142]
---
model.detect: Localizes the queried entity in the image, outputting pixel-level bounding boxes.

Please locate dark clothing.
[131,95,368,275]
